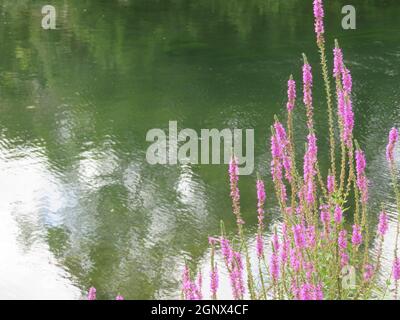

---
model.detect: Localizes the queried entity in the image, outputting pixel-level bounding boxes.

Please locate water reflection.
[0,140,81,299]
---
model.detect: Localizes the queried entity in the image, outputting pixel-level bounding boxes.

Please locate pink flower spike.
[256,179,266,232]
[87,287,96,300]
[342,67,353,94]
[378,211,389,237]
[116,295,124,300]
[333,47,344,78]
[287,77,296,112]
[327,175,335,194]
[334,205,343,224]
[393,258,400,281]
[303,63,313,107]
[210,265,219,297]
[269,252,280,281]
[256,234,264,259]
[313,0,325,43]
[351,224,362,247]
[363,264,374,282]
[355,150,369,204]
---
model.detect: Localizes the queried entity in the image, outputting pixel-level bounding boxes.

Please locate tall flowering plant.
[182,0,400,300]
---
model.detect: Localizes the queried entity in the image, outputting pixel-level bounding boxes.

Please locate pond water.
[0,0,400,299]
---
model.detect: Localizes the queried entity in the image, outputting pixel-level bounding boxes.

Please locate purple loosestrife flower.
[300,283,324,300]
[182,266,193,300]
[355,149,366,173]
[307,133,318,169]
[274,121,288,147]
[337,89,346,120]
[271,134,282,159]
[333,47,344,78]
[87,287,96,300]
[229,157,240,219]
[208,236,218,246]
[270,158,282,181]
[282,222,288,239]
[320,204,330,225]
[327,175,335,194]
[229,157,239,184]
[386,127,399,163]
[393,258,400,281]
[115,295,124,300]
[355,150,368,204]
[305,262,315,280]
[303,62,313,106]
[220,237,233,265]
[320,204,331,238]
[342,68,353,94]
[303,62,314,129]
[197,272,203,300]
[343,98,354,148]
[210,266,219,297]
[291,281,300,300]
[274,121,293,182]
[271,159,287,203]
[338,230,347,250]
[271,129,288,203]
[293,224,306,249]
[256,179,266,205]
[256,179,266,258]
[351,224,362,247]
[287,77,296,112]
[283,155,293,182]
[306,225,316,248]
[256,179,266,228]
[334,205,343,224]
[299,283,313,300]
[338,66,354,148]
[378,211,389,237]
[230,252,245,299]
[314,284,324,300]
[313,0,325,44]
[290,248,302,273]
[338,229,349,267]
[303,133,318,205]
[281,238,289,265]
[269,252,280,281]
[363,264,374,282]
[256,234,263,259]
[229,157,242,224]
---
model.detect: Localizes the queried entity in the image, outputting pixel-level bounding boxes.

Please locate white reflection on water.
[0,139,81,299]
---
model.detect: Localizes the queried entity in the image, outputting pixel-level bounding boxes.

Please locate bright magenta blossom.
[287,77,296,112]
[386,127,398,163]
[378,211,389,237]
[351,224,362,247]
[393,258,400,281]
[313,0,325,43]
[355,150,368,204]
